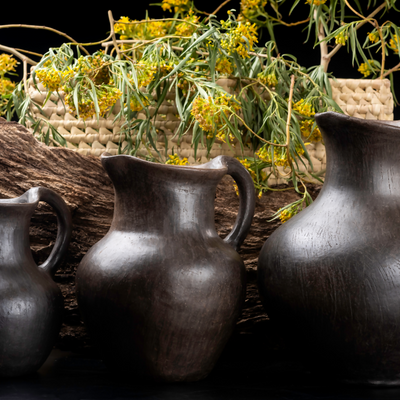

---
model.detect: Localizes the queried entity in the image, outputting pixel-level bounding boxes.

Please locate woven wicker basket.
[25,76,394,186]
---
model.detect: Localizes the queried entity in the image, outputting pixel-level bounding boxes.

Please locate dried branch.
[205,0,232,22]
[0,44,37,65]
[108,10,121,61]
[0,24,89,55]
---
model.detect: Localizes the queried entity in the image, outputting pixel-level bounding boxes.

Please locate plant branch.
[382,61,400,78]
[114,17,200,28]
[71,33,113,47]
[0,44,37,65]
[108,10,121,60]
[314,10,329,72]
[14,48,43,58]
[267,16,310,27]
[0,24,89,55]
[326,2,387,59]
[205,0,231,22]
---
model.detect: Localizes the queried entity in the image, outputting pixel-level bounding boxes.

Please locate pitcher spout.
[315,111,400,193]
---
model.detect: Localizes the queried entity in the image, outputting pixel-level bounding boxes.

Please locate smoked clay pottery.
[258,111,400,385]
[0,187,71,377]
[76,154,255,382]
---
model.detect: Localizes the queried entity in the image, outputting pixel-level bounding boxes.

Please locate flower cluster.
[368,31,380,43]
[0,54,18,117]
[358,60,374,77]
[175,11,199,36]
[257,71,278,87]
[221,21,258,58]
[131,62,157,88]
[75,53,110,85]
[0,54,17,75]
[293,99,315,117]
[0,78,15,95]
[389,34,399,53]
[128,95,150,112]
[191,93,240,142]
[34,68,74,92]
[306,0,326,5]
[161,0,190,13]
[278,203,300,223]
[233,158,267,198]
[64,86,122,120]
[256,145,289,167]
[215,57,234,75]
[299,119,322,142]
[335,31,348,46]
[166,154,189,165]
[115,17,171,41]
[239,0,267,20]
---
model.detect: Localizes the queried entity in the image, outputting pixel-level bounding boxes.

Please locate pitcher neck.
[0,204,35,263]
[103,156,226,233]
[316,112,400,194]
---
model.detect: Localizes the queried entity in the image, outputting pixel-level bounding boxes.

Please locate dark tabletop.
[1,334,400,400]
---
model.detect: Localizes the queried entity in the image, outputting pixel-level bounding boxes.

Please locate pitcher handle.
[27,187,72,279]
[219,156,256,251]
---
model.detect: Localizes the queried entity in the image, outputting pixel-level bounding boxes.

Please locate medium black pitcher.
[0,187,71,377]
[76,154,255,382]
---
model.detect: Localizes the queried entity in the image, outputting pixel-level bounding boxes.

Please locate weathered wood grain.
[0,119,321,351]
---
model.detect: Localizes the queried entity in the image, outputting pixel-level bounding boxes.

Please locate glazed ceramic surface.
[258,112,400,385]
[76,155,255,382]
[0,187,71,376]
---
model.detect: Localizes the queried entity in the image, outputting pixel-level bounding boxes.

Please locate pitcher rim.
[100,153,229,172]
[315,111,400,132]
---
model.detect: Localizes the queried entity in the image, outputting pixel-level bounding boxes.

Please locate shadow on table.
[2,328,400,400]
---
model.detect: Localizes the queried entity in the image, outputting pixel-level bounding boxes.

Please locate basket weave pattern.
[26,77,393,186]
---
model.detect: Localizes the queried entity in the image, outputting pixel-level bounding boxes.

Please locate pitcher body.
[76,155,255,382]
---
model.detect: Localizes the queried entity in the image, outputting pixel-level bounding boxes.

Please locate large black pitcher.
[258,112,400,385]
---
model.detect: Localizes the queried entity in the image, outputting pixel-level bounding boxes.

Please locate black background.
[1,0,400,118]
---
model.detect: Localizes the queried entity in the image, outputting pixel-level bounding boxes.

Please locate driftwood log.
[0,119,321,352]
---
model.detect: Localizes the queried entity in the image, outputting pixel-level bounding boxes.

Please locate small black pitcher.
[0,187,71,377]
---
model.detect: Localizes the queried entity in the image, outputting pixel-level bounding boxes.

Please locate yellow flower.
[175,11,199,36]
[221,21,258,58]
[161,0,190,13]
[128,95,150,112]
[64,86,122,120]
[256,145,288,167]
[166,154,189,165]
[358,60,374,77]
[278,202,303,223]
[114,16,132,35]
[300,119,322,142]
[0,78,15,96]
[389,35,399,53]
[293,99,315,117]
[191,93,240,141]
[257,72,278,87]
[35,68,74,92]
[368,31,380,43]
[215,57,234,75]
[335,31,348,46]
[115,16,172,41]
[278,208,293,223]
[0,54,18,76]
[240,0,267,19]
[306,0,326,5]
